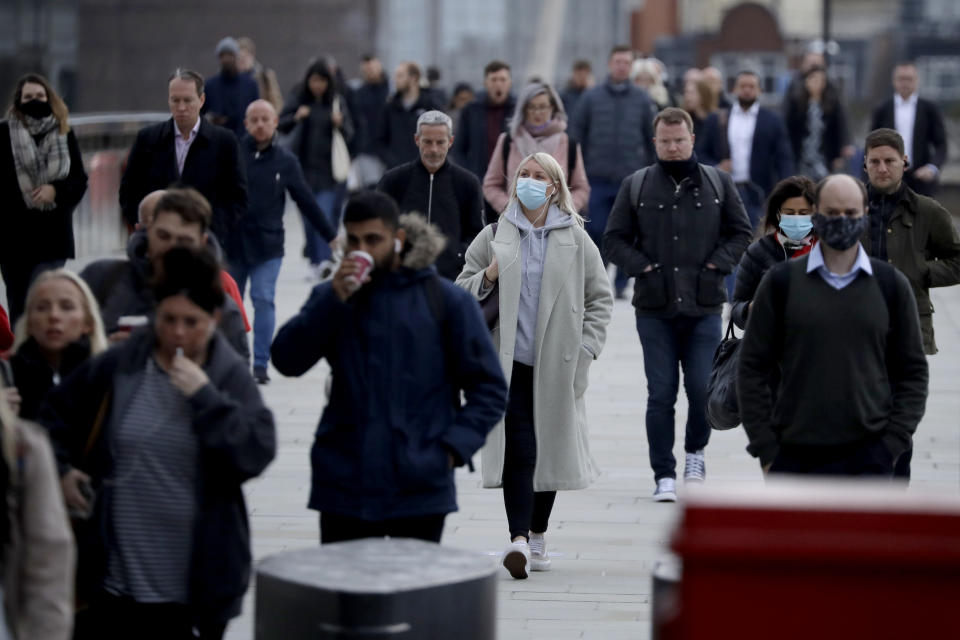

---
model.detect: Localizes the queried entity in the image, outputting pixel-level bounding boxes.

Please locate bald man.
[737,174,928,478]
[229,98,336,383]
[136,189,167,228]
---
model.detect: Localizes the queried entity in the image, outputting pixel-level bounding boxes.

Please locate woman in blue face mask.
[730,176,817,330]
[456,153,613,580]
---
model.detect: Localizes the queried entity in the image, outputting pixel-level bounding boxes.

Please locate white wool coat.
[456,215,613,490]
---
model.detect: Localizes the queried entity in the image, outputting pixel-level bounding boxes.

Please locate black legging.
[502,362,556,541]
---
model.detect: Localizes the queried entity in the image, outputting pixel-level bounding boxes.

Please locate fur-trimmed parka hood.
[399,212,448,271]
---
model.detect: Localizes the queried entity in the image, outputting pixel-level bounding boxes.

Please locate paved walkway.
[6,210,959,639]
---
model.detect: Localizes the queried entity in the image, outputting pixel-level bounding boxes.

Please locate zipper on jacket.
[427,173,434,223]
[427,173,433,222]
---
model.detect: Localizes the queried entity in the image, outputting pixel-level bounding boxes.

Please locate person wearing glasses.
[731,176,818,330]
[482,82,589,215]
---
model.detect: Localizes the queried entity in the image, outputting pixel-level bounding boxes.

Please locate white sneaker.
[684,450,706,483]
[653,477,677,502]
[502,541,530,579]
[528,533,551,571]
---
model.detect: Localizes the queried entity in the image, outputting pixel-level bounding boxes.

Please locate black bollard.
[255,538,498,639]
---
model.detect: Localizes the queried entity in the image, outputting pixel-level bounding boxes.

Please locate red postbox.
[659,481,960,638]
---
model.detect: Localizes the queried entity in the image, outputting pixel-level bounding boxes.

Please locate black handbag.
[706,318,742,430]
[480,222,499,330]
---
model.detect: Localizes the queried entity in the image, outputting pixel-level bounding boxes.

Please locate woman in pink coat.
[483,82,590,214]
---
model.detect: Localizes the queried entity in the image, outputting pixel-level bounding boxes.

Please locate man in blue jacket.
[272,191,507,543]
[228,99,337,385]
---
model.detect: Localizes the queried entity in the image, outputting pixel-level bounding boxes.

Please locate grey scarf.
[8,114,71,211]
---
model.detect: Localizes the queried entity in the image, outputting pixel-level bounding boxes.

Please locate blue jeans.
[228,257,283,369]
[635,314,721,481]
[586,177,628,293]
[304,189,339,265]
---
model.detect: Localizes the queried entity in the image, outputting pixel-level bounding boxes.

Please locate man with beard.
[738,174,928,477]
[202,37,260,138]
[377,111,484,280]
[700,70,793,230]
[271,191,506,544]
[376,62,440,170]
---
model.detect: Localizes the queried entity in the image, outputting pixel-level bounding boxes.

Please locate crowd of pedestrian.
[0,33,956,638]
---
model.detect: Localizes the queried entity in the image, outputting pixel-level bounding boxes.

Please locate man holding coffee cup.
[272,191,507,543]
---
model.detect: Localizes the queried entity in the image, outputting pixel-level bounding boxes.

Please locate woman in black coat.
[731,176,817,330]
[278,61,354,273]
[0,74,88,324]
[783,67,852,181]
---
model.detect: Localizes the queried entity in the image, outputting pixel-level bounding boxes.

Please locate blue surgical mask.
[516,177,552,210]
[779,214,813,241]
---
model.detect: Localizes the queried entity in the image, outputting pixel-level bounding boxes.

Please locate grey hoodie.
[506,201,575,366]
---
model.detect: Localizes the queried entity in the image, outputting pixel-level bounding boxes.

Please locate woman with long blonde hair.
[457,152,612,579]
[8,269,107,421]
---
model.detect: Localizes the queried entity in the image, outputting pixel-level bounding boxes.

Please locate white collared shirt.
[893,93,918,163]
[806,241,873,290]
[174,117,201,176]
[727,101,759,183]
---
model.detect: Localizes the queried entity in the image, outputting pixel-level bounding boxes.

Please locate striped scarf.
[8,114,70,211]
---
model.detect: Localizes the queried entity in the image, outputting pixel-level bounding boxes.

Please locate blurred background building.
[3,0,958,112]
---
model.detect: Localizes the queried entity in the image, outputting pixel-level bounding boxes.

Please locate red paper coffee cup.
[345,251,374,289]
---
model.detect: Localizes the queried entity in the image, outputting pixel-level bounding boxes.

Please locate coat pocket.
[634,266,668,309]
[696,268,726,307]
[573,346,593,398]
[393,437,451,492]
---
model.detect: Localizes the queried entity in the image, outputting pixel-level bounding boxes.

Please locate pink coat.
[482,130,590,215]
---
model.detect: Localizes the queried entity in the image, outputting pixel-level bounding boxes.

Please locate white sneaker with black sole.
[684,449,706,483]
[502,541,530,579]
[653,477,677,502]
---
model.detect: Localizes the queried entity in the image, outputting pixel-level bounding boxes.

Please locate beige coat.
[3,421,74,640]
[456,217,613,490]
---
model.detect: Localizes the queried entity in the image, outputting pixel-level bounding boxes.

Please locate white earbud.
[394,238,402,253]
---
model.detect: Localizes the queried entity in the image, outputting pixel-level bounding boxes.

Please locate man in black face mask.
[738,174,928,478]
[201,37,259,137]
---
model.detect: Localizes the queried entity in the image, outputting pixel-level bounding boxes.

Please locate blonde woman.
[482,82,589,214]
[9,270,107,421]
[0,376,74,640]
[632,58,671,111]
[457,152,612,579]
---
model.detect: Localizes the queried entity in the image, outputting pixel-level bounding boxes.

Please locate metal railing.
[69,112,168,258]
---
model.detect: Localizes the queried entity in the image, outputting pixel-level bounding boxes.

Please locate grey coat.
[456,212,613,490]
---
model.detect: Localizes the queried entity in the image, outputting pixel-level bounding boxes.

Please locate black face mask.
[812,213,866,251]
[19,99,52,119]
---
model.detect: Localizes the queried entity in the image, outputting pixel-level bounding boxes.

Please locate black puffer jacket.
[731,234,816,330]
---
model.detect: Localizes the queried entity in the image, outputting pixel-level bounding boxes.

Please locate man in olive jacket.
[862,128,960,356]
[603,108,752,501]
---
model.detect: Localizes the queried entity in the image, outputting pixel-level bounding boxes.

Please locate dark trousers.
[725,183,765,297]
[586,177,628,294]
[503,362,557,541]
[636,314,721,481]
[319,512,446,544]
[894,447,913,479]
[73,591,226,640]
[0,259,66,325]
[769,437,896,477]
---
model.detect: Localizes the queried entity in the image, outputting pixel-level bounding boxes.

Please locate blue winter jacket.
[228,135,336,265]
[569,78,657,182]
[271,214,507,521]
